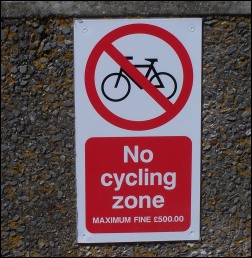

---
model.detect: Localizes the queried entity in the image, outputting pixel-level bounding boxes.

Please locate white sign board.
[74,18,202,243]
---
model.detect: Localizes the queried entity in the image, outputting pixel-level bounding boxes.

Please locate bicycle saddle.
[145,58,158,62]
[125,56,133,60]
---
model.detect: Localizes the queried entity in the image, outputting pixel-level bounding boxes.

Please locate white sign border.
[74,18,202,243]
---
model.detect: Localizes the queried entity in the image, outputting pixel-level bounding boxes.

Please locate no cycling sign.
[74,19,202,243]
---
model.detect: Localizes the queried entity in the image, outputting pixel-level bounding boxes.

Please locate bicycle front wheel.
[101,73,131,102]
[150,72,177,99]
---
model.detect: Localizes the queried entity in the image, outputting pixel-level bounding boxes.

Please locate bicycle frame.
[114,60,165,89]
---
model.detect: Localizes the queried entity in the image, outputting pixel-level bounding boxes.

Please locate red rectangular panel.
[85,136,192,233]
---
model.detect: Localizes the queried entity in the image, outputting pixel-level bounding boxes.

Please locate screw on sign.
[85,23,193,130]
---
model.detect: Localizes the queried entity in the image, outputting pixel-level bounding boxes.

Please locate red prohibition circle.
[85,23,193,131]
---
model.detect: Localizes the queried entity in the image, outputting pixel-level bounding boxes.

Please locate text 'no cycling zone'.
[85,23,193,131]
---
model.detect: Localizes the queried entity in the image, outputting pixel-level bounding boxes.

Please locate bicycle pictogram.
[101,56,177,102]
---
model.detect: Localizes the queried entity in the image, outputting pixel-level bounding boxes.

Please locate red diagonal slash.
[105,44,174,112]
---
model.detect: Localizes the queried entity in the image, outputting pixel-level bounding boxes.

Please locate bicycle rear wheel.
[101,73,131,102]
[150,72,177,99]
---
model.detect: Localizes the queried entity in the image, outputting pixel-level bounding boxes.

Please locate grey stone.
[1,144,9,152]
[47,95,55,103]
[66,112,75,118]
[1,231,9,239]
[123,247,134,256]
[10,25,17,32]
[233,197,239,204]
[52,134,64,142]
[38,25,45,34]
[227,116,237,121]
[10,66,18,74]
[49,241,55,247]
[65,143,74,149]
[216,238,224,245]
[1,29,7,41]
[236,150,243,155]
[11,134,18,143]
[204,20,217,25]
[12,33,19,41]
[20,79,28,86]
[38,240,46,249]
[58,42,66,48]
[239,212,247,219]
[242,111,250,118]
[43,42,51,52]
[10,180,18,186]
[62,26,71,35]
[235,95,243,103]
[244,242,251,250]
[31,220,37,226]
[30,146,36,151]
[204,115,214,123]
[12,110,21,117]
[61,100,73,107]
[226,46,237,55]
[227,182,236,192]
[1,65,6,76]
[64,39,72,45]
[19,196,30,202]
[191,251,199,257]
[39,159,46,166]
[229,206,237,214]
[234,230,244,241]
[19,65,28,74]
[17,126,24,133]
[245,129,251,136]
[234,178,241,185]
[17,226,26,232]
[57,191,63,199]
[239,22,248,28]
[37,136,47,143]
[12,215,20,222]
[12,250,23,256]
[29,112,36,123]
[20,40,28,49]
[48,86,57,94]
[238,124,246,130]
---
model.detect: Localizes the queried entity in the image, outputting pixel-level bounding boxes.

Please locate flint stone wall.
[1,1,251,257]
